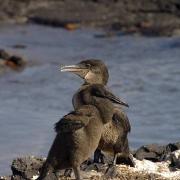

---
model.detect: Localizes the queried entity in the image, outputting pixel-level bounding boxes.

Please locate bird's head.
[60,59,109,85]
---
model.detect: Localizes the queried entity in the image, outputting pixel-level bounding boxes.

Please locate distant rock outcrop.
[0,49,26,73]
[0,0,180,36]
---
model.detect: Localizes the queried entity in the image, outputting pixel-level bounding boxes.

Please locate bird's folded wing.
[113,110,131,132]
[91,84,129,107]
[54,111,90,133]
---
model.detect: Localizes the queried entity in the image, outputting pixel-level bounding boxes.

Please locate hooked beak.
[60,64,89,78]
[60,64,88,72]
[110,97,129,107]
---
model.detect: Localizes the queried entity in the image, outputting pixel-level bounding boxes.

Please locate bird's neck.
[83,80,106,86]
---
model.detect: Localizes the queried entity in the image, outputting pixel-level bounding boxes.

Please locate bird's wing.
[113,108,131,132]
[54,110,90,133]
[91,84,129,107]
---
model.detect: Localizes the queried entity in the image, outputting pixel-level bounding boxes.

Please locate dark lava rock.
[11,44,27,49]
[11,156,44,179]
[0,49,10,60]
[0,0,180,36]
[0,49,27,72]
[134,142,180,162]
[168,150,180,169]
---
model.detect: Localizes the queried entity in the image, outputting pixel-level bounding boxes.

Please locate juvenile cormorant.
[38,105,108,180]
[61,60,134,173]
[38,83,125,180]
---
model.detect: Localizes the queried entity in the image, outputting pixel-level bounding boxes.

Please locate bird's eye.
[86,64,91,68]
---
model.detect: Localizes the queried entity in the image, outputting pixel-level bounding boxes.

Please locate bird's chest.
[72,91,83,109]
[72,86,91,109]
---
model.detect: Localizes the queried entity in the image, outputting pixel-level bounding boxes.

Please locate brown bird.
[37,105,106,180]
[61,59,134,176]
[37,83,126,179]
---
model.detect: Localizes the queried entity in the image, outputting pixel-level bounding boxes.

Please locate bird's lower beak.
[60,64,89,78]
[117,100,129,107]
[60,64,87,72]
[109,95,129,107]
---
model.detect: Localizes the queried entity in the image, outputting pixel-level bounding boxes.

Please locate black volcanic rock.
[134,142,180,162]
[0,142,179,179]
[0,0,180,36]
[11,156,44,179]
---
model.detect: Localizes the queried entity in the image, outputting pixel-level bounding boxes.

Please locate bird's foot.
[104,164,117,179]
[36,173,58,180]
[116,154,135,167]
[128,154,135,167]
[83,163,105,172]
[64,168,72,177]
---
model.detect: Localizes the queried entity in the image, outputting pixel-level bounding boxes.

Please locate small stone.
[0,49,10,60]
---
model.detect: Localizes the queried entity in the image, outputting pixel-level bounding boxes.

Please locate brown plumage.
[38,85,118,180]
[38,104,112,180]
[61,59,134,168]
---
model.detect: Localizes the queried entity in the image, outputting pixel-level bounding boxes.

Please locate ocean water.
[0,24,179,175]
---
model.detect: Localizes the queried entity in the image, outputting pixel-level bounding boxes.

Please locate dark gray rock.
[0,49,10,60]
[0,0,180,36]
[134,142,180,162]
[11,156,44,179]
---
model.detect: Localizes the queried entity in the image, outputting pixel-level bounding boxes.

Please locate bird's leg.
[73,166,81,180]
[82,149,105,172]
[104,153,118,178]
[80,148,105,172]
[94,148,105,163]
[116,153,135,167]
[37,162,54,180]
[64,168,73,177]
[113,153,118,165]
[127,153,135,167]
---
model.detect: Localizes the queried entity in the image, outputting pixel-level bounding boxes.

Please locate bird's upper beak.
[110,96,129,107]
[60,64,89,78]
[93,85,129,108]
[60,65,84,72]
[103,91,129,107]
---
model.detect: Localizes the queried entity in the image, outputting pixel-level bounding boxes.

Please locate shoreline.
[1,142,179,179]
[0,0,180,36]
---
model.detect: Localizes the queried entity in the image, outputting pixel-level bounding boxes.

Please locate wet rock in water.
[11,156,44,179]
[0,49,10,60]
[11,44,27,49]
[134,142,180,162]
[29,15,80,30]
[0,49,27,72]
[7,55,27,71]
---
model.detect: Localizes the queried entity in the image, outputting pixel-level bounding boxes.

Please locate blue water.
[0,24,180,175]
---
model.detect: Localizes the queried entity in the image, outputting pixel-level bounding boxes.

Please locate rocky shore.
[0,142,179,180]
[0,0,180,36]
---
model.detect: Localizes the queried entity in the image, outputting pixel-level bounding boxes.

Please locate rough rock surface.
[0,142,180,180]
[0,49,27,73]
[11,156,44,180]
[134,142,180,162]
[0,0,180,36]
